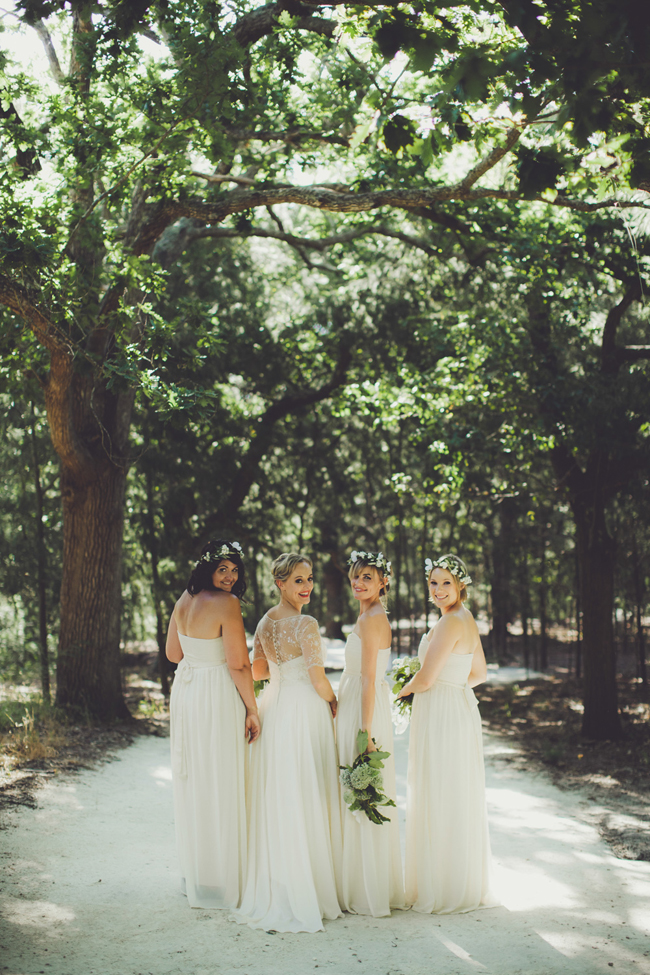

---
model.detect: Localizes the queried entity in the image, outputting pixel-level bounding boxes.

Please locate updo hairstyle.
[187,538,247,598]
[271,552,313,590]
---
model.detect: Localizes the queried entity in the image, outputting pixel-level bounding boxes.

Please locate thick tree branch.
[0,273,66,355]
[189,222,438,257]
[217,336,354,519]
[32,19,64,84]
[221,125,348,147]
[454,126,522,191]
[133,184,650,255]
[601,280,643,374]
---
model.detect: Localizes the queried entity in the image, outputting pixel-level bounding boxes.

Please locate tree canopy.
[1,0,649,736]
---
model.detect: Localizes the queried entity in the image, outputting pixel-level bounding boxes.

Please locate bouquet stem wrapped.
[390,655,421,734]
[339,730,396,825]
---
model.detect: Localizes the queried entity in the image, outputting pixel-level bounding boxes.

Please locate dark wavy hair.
[187,539,247,599]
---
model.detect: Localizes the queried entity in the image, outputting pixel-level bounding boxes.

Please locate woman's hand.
[328,697,337,718]
[245,710,261,743]
[365,737,377,753]
[397,679,413,700]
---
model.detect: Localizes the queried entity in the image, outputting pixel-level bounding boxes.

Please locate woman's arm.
[398,615,461,695]
[221,596,260,742]
[359,614,384,752]
[251,629,270,681]
[468,636,488,687]
[165,612,183,663]
[302,618,337,716]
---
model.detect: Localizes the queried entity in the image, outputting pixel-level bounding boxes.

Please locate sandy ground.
[2,722,650,975]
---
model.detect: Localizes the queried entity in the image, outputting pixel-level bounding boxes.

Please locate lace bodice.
[253,613,325,682]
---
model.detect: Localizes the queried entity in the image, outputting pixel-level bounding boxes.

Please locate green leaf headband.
[198,541,243,567]
[424,556,472,586]
[348,550,392,576]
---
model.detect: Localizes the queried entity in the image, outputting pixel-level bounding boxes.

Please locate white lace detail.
[252,629,265,662]
[254,614,324,671]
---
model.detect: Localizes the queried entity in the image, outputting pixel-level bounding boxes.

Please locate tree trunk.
[490,499,515,661]
[55,461,131,720]
[573,500,621,740]
[29,408,51,705]
[322,555,345,640]
[632,540,647,699]
[143,469,171,697]
[538,531,548,671]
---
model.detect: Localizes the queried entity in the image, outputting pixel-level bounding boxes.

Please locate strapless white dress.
[405,632,497,913]
[336,632,406,916]
[170,634,247,909]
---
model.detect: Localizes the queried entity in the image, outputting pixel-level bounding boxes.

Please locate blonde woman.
[235,553,342,933]
[336,551,406,916]
[398,554,496,914]
[166,539,260,910]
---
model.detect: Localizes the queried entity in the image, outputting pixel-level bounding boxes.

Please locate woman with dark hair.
[336,551,406,917]
[166,539,260,910]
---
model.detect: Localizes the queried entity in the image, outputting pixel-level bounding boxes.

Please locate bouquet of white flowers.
[390,655,421,734]
[339,730,396,825]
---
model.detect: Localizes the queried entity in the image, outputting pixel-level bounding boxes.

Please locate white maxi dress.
[170,633,248,909]
[405,631,497,913]
[235,613,343,933]
[336,632,406,916]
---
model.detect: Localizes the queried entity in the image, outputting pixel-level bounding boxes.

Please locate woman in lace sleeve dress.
[234,553,343,933]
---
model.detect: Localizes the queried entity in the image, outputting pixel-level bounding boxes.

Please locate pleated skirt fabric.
[336,640,406,917]
[234,662,343,933]
[170,649,248,910]
[404,661,497,914]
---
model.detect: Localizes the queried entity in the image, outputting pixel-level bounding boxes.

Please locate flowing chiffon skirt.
[235,657,343,933]
[405,649,497,913]
[170,635,248,909]
[336,635,406,916]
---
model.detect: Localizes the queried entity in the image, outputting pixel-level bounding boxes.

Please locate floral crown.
[198,541,243,567]
[424,555,472,586]
[348,550,392,576]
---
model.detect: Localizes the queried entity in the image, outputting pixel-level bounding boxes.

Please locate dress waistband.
[434,678,478,710]
[342,670,388,685]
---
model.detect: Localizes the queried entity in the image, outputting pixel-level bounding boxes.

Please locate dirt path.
[1,727,649,975]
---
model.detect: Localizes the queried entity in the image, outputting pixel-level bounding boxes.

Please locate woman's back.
[174,589,235,639]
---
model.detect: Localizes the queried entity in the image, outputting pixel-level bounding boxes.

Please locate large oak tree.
[1,0,649,724]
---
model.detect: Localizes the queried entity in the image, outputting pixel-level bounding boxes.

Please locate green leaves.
[383,115,417,154]
[516,147,564,199]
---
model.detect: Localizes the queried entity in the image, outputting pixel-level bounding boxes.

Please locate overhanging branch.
[189,223,438,257]
[134,184,650,254]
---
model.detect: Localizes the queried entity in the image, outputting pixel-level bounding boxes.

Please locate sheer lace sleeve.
[253,625,266,662]
[299,616,325,670]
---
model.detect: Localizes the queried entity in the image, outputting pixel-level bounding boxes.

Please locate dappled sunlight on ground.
[1,733,649,975]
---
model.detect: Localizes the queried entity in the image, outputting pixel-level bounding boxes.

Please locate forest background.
[0,0,649,782]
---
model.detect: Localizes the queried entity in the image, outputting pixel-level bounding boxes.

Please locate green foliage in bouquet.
[339,729,396,826]
[390,656,422,723]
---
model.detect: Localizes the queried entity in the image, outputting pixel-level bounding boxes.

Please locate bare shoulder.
[437,611,463,632]
[212,591,243,618]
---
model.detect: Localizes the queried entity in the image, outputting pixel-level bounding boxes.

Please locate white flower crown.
[424,556,472,586]
[348,550,392,576]
[198,541,243,566]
